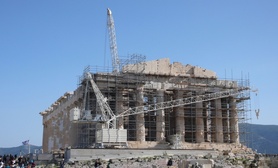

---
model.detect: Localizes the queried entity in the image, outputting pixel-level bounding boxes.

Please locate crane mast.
[107,8,120,73]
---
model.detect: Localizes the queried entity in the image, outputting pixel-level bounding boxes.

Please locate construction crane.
[81,72,116,127]
[107,8,120,73]
[104,8,251,126]
[106,86,250,126]
[77,8,252,147]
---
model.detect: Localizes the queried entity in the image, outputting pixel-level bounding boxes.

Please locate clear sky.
[0,1,277,147]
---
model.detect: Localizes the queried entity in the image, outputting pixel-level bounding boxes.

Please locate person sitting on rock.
[94,158,102,168]
[167,158,173,167]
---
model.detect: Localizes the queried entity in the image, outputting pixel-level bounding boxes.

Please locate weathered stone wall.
[41,87,83,152]
[122,58,217,78]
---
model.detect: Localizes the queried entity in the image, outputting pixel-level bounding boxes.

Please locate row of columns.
[133,89,239,143]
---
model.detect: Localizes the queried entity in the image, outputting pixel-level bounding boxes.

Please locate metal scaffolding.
[73,58,251,149]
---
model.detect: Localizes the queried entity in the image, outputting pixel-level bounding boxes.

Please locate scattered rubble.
[40,150,278,168]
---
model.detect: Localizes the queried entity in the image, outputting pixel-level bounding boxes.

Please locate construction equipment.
[107,87,250,125]
[78,9,251,147]
[107,8,120,73]
[83,72,116,127]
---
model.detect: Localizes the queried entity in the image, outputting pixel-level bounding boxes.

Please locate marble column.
[230,98,239,143]
[136,86,145,142]
[205,102,212,142]
[174,90,185,141]
[156,89,165,142]
[116,90,124,129]
[42,120,49,153]
[196,102,204,143]
[215,99,223,143]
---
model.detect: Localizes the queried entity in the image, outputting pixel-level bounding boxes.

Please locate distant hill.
[0,145,42,156]
[240,123,278,154]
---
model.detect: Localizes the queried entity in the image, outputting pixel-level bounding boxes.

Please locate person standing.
[60,159,65,168]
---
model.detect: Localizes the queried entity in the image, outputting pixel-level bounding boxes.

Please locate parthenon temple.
[40,57,250,153]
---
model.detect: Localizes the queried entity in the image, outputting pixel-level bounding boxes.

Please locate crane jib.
[111,87,249,120]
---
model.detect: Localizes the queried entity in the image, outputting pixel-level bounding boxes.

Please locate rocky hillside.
[242,123,278,154]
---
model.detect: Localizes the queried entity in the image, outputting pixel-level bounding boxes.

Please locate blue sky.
[0,1,277,147]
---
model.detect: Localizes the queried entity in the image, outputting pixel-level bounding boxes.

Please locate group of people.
[0,154,35,168]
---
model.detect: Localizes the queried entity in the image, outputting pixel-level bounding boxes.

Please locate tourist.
[60,159,65,168]
[167,158,173,167]
[94,158,102,168]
